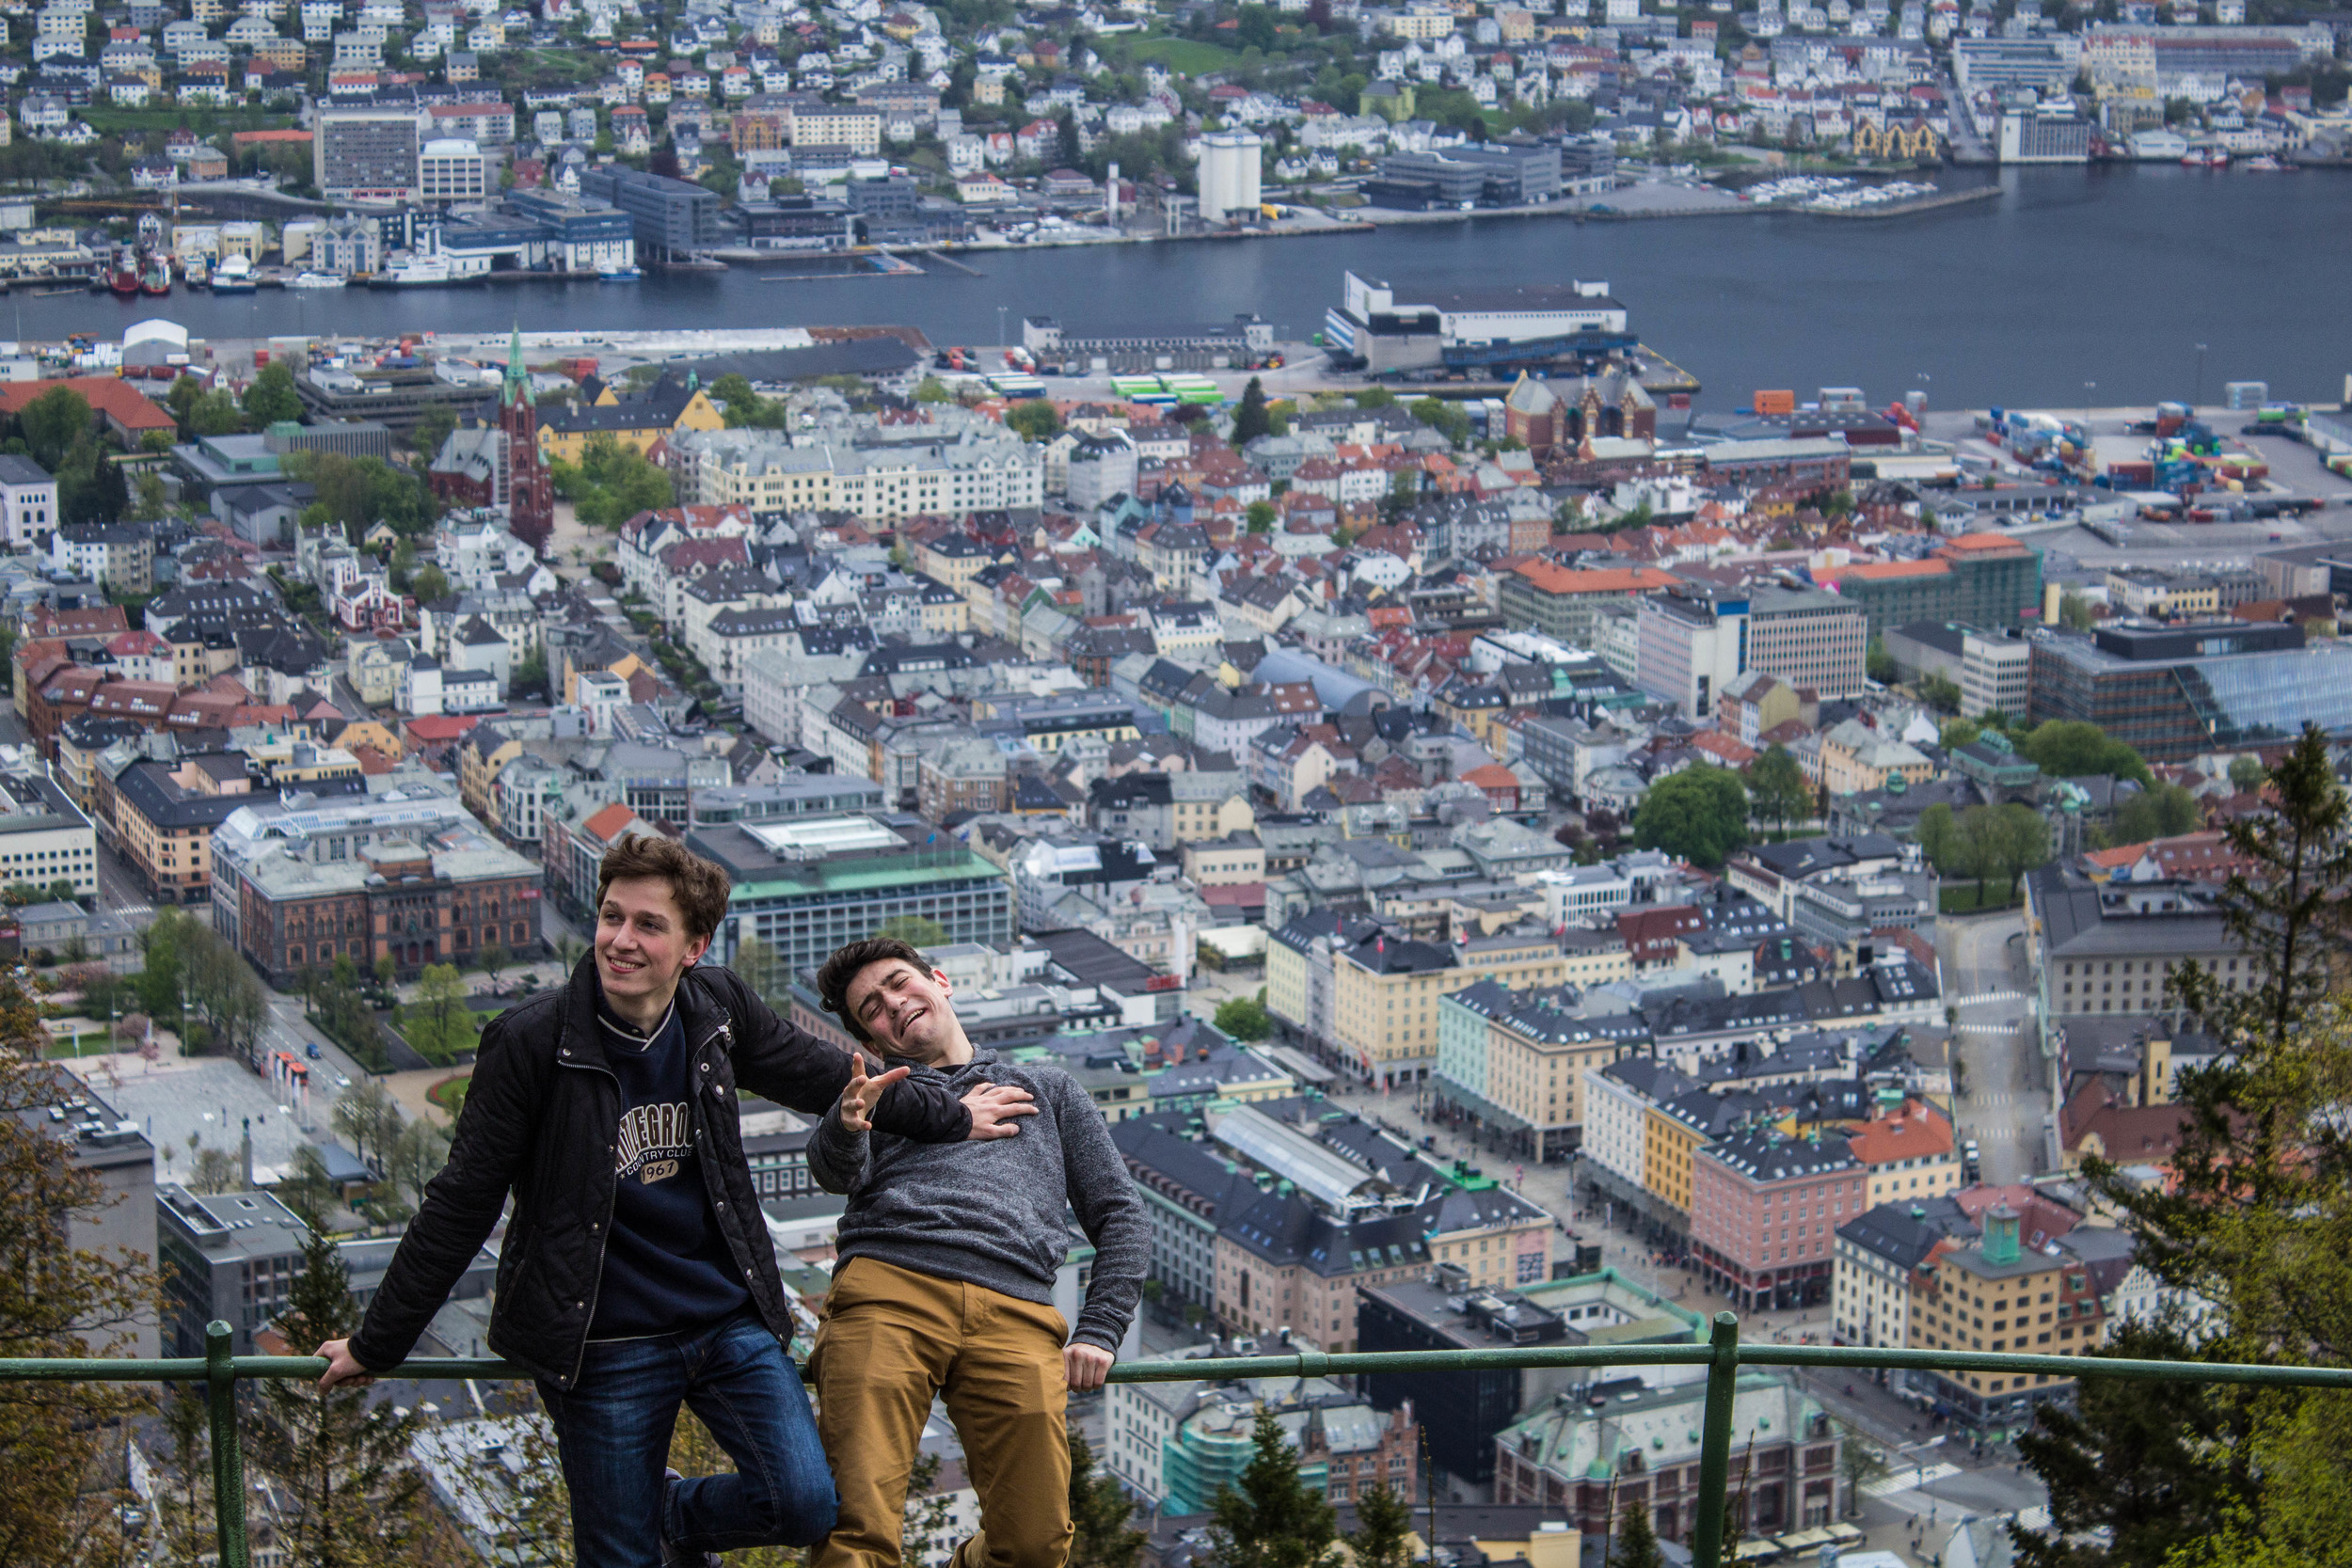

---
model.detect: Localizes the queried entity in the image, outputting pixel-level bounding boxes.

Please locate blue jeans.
[536,1311,839,1568]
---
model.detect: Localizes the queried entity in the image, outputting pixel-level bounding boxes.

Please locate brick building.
[1689,1127,1865,1313]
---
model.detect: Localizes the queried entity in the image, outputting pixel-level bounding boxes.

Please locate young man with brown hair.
[807,936,1148,1568]
[315,836,1038,1568]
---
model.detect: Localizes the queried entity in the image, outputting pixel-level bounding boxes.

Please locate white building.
[0,453,58,546]
[419,136,492,201]
[1196,128,1263,223]
[400,656,445,716]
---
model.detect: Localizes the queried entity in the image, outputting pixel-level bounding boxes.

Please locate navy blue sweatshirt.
[590,999,751,1338]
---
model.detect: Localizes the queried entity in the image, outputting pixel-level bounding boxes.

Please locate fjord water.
[27,165,2344,411]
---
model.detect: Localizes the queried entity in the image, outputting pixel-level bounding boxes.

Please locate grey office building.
[16,1069,157,1357]
[1375,142,1563,207]
[580,166,731,258]
[157,1183,312,1357]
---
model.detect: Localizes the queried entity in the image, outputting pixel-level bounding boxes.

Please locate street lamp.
[2193,342,2208,409]
[2083,380,2094,428]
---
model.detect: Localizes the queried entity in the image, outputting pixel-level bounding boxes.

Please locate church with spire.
[426,327,555,552]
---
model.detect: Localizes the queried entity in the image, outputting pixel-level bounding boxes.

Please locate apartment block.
[1688,1128,1865,1313]
[1435,980,1638,1161]
[1908,1202,2109,1435]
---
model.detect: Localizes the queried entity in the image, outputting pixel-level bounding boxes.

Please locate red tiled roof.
[1847,1100,1952,1165]
[1510,562,1680,595]
[583,801,637,844]
[0,377,175,432]
[404,716,480,742]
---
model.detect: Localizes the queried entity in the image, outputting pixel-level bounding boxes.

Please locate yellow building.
[1849,1099,1963,1207]
[1643,1098,1717,1216]
[1170,784,1255,845]
[1331,927,1566,1089]
[914,531,1001,594]
[538,369,725,465]
[458,727,525,818]
[1558,927,1633,989]
[1438,978,1631,1161]
[1910,1204,2108,1433]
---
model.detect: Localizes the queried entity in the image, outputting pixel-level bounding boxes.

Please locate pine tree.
[2100,722,2352,1357]
[2015,727,2352,1566]
[1606,1497,1663,1568]
[1206,1409,1340,1568]
[1070,1429,1147,1568]
[2011,1319,2252,1568]
[1232,377,1272,445]
[1345,1481,1415,1568]
[242,1226,435,1567]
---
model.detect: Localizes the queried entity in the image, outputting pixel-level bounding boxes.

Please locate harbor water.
[12,166,2347,411]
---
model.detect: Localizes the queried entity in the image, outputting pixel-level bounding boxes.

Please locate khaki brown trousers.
[811,1257,1073,1568]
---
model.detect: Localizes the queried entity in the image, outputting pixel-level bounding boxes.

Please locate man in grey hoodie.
[807,936,1149,1568]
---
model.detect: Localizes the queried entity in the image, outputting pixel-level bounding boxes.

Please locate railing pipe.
[1691,1312,1742,1568]
[15,1322,2352,1562]
[203,1321,249,1568]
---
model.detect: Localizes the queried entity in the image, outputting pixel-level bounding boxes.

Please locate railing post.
[204,1321,250,1568]
[1690,1311,1742,1568]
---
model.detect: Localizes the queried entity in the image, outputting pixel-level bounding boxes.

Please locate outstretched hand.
[838,1053,912,1133]
[962,1082,1038,1140]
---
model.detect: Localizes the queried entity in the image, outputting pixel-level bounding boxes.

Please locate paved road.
[1938,911,2046,1184]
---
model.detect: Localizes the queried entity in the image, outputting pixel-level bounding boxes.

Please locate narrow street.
[1937,911,2047,1185]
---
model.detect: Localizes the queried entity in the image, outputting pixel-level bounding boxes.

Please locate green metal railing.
[16,1315,2352,1568]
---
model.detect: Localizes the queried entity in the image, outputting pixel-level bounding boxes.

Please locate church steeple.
[503,325,533,407]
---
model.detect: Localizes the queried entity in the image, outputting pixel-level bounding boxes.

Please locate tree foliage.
[285,451,437,541]
[0,974,153,1566]
[137,908,269,1060]
[243,359,304,425]
[549,434,675,530]
[872,915,951,949]
[1606,1495,1664,1568]
[1406,396,1470,449]
[1232,376,1273,445]
[1070,1428,1147,1568]
[1346,1482,1416,1568]
[246,1225,439,1566]
[2012,1318,2252,1568]
[2017,728,2352,1567]
[1630,766,1751,869]
[2019,721,2153,786]
[16,385,89,470]
[1005,399,1064,444]
[1205,1409,1339,1568]
[2114,782,2203,846]
[1744,745,1810,835]
[1214,992,1273,1041]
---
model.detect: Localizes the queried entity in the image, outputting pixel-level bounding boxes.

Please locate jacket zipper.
[557,1046,621,1389]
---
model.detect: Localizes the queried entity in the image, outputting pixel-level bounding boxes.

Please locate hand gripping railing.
[16,1313,2352,1568]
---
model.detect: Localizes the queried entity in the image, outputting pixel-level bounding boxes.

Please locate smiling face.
[841,957,964,1065]
[595,875,713,1023]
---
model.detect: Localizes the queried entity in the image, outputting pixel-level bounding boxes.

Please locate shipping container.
[1754,388,1796,415]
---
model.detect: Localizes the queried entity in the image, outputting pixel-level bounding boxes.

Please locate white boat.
[289,271,346,288]
[370,255,453,287]
[597,262,643,281]
[212,254,256,293]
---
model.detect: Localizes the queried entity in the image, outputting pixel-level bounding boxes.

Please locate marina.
[9,167,2346,410]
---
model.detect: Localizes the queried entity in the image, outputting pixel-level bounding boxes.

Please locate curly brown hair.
[595,832,735,940]
[813,936,930,1045]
